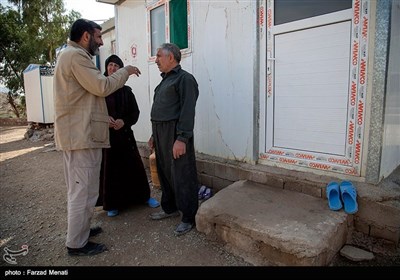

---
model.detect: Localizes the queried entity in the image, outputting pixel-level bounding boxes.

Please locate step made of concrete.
[196,180,351,266]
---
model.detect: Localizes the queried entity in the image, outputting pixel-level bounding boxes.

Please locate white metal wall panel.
[116,0,152,142]
[274,21,351,155]
[99,28,116,74]
[40,76,54,123]
[192,0,255,160]
[115,0,256,162]
[24,67,43,123]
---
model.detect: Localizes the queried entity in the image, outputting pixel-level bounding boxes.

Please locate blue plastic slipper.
[340,181,358,214]
[326,181,342,211]
[203,188,212,200]
[147,197,160,208]
[107,209,119,217]
[198,185,207,200]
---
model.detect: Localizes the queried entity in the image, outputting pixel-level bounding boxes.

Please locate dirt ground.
[0,125,399,276]
[0,126,252,269]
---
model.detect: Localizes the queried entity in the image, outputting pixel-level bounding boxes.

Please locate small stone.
[340,245,375,261]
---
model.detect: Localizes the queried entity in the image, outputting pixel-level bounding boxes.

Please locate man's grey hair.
[159,43,181,63]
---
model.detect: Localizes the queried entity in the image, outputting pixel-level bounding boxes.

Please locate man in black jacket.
[148,43,199,236]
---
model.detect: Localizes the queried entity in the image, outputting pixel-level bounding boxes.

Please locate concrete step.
[196,180,352,266]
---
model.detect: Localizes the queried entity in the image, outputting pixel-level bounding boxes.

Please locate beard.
[88,36,99,56]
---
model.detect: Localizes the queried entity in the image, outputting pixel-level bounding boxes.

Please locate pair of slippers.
[326,181,358,214]
[198,185,212,201]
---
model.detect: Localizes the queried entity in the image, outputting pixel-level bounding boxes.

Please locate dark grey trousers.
[152,120,199,224]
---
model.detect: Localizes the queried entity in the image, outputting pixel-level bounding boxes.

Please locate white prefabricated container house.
[98,0,399,185]
[23,64,54,124]
[99,17,117,74]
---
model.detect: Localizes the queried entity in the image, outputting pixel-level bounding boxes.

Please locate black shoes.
[174,222,194,236]
[89,226,103,237]
[67,241,107,256]
[67,227,105,256]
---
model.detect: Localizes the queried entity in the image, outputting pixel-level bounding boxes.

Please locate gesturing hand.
[126,65,141,77]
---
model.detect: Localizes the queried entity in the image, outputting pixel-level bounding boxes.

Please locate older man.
[148,43,199,236]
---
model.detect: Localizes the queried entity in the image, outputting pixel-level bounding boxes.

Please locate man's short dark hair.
[69,18,102,42]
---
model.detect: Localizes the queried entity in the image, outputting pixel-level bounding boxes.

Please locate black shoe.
[67,241,107,256]
[89,226,102,237]
[174,222,194,236]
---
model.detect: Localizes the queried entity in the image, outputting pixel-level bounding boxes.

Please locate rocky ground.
[0,124,399,277]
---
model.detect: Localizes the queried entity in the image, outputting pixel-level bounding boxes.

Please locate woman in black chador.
[97,55,159,217]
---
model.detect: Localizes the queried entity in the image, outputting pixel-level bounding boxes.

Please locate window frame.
[146,0,192,61]
[273,0,353,25]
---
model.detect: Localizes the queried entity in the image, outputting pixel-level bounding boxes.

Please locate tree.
[0,0,80,118]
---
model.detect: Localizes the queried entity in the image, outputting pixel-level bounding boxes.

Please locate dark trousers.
[152,120,198,224]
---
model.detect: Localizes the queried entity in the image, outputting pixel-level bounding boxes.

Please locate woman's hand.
[113,119,124,130]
